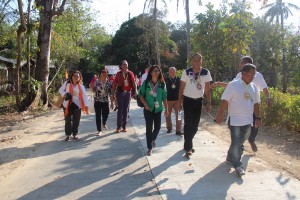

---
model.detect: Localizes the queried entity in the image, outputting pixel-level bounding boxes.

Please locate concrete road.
[1,100,300,200]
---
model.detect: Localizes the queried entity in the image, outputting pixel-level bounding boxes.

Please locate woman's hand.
[84,106,89,115]
[144,104,150,111]
[164,110,169,117]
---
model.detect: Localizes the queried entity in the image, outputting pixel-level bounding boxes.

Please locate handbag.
[137,81,147,108]
[54,94,64,108]
[88,95,95,113]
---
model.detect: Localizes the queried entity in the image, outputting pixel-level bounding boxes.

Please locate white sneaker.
[102,124,109,130]
[96,131,102,136]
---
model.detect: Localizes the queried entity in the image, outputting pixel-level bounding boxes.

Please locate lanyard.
[241,79,251,100]
[150,81,159,93]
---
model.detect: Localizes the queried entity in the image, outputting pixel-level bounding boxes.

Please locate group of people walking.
[58,53,270,177]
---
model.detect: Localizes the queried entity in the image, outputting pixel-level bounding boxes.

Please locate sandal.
[65,136,70,142]
[147,149,152,156]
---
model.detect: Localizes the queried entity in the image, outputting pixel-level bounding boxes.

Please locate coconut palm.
[130,0,167,67]
[261,0,300,92]
[176,0,202,63]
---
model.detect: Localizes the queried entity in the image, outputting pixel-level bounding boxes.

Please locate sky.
[92,0,300,35]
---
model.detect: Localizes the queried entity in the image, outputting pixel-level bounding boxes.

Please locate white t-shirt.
[141,73,148,84]
[235,71,268,91]
[221,79,260,126]
[181,67,212,99]
[59,82,89,108]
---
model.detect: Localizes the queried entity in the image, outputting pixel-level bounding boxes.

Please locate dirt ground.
[0,107,299,184]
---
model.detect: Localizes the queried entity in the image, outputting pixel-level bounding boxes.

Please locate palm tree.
[133,0,167,67]
[176,0,202,64]
[261,0,300,92]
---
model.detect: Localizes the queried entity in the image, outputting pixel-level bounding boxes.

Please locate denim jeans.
[248,114,259,143]
[227,123,251,168]
[116,91,131,129]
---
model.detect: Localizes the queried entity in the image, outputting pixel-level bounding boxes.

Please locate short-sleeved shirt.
[114,71,136,91]
[166,76,180,101]
[93,80,112,103]
[221,79,261,126]
[138,81,167,113]
[181,67,212,99]
[235,71,268,92]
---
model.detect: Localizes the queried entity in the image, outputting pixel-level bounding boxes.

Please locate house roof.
[0,55,16,64]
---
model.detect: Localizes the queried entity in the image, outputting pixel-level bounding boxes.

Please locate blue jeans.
[116,92,131,129]
[227,123,251,168]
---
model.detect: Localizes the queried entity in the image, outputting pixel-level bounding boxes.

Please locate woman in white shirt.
[59,71,89,141]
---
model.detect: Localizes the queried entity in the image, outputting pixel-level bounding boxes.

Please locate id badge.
[154,101,159,109]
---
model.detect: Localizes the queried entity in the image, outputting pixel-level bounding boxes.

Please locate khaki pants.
[166,100,182,132]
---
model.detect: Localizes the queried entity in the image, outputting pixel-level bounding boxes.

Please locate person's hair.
[119,60,128,70]
[70,71,83,84]
[100,67,108,73]
[191,53,202,60]
[146,65,165,84]
[242,64,256,73]
[241,56,253,64]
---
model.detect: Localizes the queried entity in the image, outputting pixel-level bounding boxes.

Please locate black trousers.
[94,101,110,132]
[183,96,203,151]
[63,107,82,136]
[144,109,162,150]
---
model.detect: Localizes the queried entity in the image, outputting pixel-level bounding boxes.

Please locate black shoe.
[249,142,258,152]
[176,131,183,136]
[185,151,192,157]
[191,149,195,153]
[167,129,172,133]
[65,136,71,142]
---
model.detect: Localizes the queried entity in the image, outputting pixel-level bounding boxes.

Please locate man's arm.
[263,87,271,106]
[254,103,261,128]
[177,80,186,111]
[211,81,228,89]
[216,100,228,124]
[205,81,211,112]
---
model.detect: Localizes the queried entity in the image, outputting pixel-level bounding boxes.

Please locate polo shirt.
[221,79,261,126]
[181,67,212,99]
[166,76,180,101]
[235,71,268,91]
[138,81,167,113]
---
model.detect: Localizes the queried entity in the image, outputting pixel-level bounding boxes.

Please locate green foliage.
[23,78,42,94]
[261,88,300,133]
[176,69,183,78]
[211,86,225,106]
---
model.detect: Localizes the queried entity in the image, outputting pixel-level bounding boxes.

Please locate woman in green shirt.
[139,65,168,156]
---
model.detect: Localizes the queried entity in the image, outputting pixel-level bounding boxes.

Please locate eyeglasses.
[153,70,160,74]
[73,74,80,77]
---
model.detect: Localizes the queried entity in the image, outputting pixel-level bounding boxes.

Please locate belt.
[184,96,203,100]
[123,90,131,93]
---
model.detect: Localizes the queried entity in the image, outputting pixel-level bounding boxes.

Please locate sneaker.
[167,129,172,133]
[185,151,192,158]
[96,131,102,136]
[235,166,246,176]
[176,131,183,136]
[249,142,258,152]
[152,140,156,148]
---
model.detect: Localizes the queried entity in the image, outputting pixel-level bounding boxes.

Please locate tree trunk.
[35,1,53,105]
[280,0,287,93]
[154,0,161,67]
[185,0,191,65]
[27,0,31,88]
[16,0,26,107]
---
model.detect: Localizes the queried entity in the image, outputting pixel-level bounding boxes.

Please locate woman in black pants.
[139,65,168,156]
[92,68,114,135]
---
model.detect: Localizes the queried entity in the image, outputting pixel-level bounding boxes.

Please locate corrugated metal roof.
[0,56,16,64]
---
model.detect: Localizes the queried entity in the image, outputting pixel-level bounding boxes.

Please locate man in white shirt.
[211,56,270,152]
[216,64,261,177]
[178,53,212,157]
[141,63,151,84]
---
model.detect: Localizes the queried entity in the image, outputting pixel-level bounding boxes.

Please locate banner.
[105,65,120,75]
